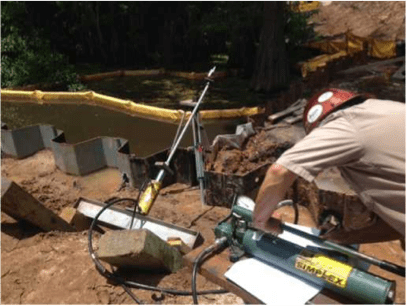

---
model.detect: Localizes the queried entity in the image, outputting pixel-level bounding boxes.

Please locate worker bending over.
[253,88,405,246]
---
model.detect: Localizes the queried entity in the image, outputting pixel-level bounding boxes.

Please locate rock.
[59,207,91,231]
[97,229,183,273]
[1,178,75,232]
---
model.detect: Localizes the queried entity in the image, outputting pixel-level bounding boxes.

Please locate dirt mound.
[207,124,305,175]
[313,1,405,41]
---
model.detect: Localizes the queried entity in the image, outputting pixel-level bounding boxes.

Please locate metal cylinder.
[241,229,395,304]
[138,180,162,214]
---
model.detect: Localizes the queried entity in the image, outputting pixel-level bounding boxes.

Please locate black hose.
[277,199,299,225]
[192,238,228,305]
[192,248,212,304]
[88,198,228,302]
[121,283,144,304]
[129,179,149,229]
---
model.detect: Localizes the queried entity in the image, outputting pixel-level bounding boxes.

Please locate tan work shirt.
[276,99,405,235]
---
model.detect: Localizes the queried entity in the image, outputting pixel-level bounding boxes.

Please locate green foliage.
[1,1,319,86]
[284,6,319,65]
[285,8,317,48]
[1,2,84,90]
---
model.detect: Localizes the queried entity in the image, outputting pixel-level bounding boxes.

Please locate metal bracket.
[154,161,174,176]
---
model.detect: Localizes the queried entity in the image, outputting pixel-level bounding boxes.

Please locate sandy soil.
[1,146,405,304]
[1,150,245,305]
[312,1,405,41]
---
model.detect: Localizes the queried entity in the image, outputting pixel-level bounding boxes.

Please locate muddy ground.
[1,150,244,304]
[1,147,405,304]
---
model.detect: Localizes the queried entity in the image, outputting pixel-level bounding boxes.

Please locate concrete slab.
[1,178,75,232]
[97,229,183,272]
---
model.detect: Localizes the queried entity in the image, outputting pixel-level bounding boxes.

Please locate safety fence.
[1,89,263,124]
[301,31,399,77]
[289,1,321,13]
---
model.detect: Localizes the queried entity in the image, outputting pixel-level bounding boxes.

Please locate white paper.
[225,258,322,305]
[224,224,323,305]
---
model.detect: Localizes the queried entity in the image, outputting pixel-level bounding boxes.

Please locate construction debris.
[1,177,75,232]
[75,197,203,248]
[97,229,184,272]
[338,56,405,75]
[393,63,405,80]
[59,207,91,231]
[267,99,307,124]
[167,237,192,255]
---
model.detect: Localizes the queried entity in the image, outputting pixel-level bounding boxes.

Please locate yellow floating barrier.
[1,89,263,123]
[79,69,228,82]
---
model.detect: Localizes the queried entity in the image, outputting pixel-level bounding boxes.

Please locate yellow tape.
[168,240,182,246]
[295,249,353,288]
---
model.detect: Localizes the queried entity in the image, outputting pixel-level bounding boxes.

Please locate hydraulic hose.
[87,198,228,303]
[121,283,144,304]
[128,179,149,229]
[276,199,299,225]
[192,237,228,304]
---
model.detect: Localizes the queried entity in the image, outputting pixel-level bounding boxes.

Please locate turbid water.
[1,102,244,157]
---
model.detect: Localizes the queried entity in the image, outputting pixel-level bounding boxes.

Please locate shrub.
[1,2,84,90]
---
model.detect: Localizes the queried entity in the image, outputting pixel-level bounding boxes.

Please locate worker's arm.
[253,164,298,234]
[320,216,404,245]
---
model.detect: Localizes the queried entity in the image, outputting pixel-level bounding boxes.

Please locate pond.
[1,102,245,157]
[82,74,265,110]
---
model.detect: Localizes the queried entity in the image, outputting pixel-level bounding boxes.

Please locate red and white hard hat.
[303,88,364,134]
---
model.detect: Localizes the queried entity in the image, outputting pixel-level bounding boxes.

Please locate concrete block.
[97,229,183,272]
[1,178,75,232]
[59,207,91,231]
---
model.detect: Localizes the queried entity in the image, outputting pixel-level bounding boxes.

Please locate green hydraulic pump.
[214,196,404,304]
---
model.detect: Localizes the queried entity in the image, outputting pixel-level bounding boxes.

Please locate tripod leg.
[193,114,206,207]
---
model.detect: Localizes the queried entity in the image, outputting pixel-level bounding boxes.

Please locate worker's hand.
[252,217,283,236]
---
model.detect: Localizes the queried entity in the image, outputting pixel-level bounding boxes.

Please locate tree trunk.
[251,2,289,92]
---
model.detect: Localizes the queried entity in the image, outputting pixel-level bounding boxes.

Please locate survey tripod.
[137,66,216,214]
